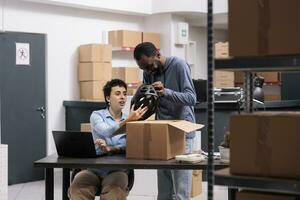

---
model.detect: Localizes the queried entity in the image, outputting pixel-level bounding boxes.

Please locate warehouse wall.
[190,26,228,79]
[1,0,228,156]
[3,0,144,154]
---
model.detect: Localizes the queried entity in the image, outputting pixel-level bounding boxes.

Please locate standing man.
[134,42,197,200]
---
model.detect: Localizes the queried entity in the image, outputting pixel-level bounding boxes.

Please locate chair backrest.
[71,169,135,195]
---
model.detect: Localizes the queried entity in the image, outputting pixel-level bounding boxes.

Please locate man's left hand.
[152,81,164,96]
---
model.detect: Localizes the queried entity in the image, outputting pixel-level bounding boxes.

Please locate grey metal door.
[0,32,46,184]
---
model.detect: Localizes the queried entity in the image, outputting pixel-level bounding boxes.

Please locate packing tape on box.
[256,118,272,176]
[143,124,151,158]
[258,0,270,55]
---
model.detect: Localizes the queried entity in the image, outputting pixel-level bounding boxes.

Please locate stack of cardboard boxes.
[108,29,161,95]
[108,30,161,49]
[235,71,281,101]
[112,67,142,95]
[230,112,300,199]
[215,41,281,101]
[214,42,234,88]
[79,44,112,101]
[225,1,300,198]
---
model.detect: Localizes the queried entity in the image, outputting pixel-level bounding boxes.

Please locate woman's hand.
[94,139,111,153]
[128,105,148,121]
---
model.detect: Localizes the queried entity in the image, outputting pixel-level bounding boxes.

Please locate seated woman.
[68,79,147,200]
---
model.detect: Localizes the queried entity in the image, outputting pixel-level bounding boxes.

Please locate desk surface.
[215,168,300,195]
[34,154,228,170]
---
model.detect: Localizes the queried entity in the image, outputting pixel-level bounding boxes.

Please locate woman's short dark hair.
[103,79,127,106]
[133,42,158,60]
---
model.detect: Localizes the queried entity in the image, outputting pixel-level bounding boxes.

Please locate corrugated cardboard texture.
[126,123,176,160]
[257,72,280,83]
[229,0,300,57]
[79,44,112,62]
[235,72,280,83]
[78,62,112,81]
[214,70,234,88]
[80,81,106,101]
[190,170,202,197]
[236,191,298,200]
[215,42,229,59]
[80,123,91,132]
[230,112,300,178]
[142,32,161,49]
[108,30,142,48]
[126,120,204,160]
[264,95,281,101]
[234,72,244,83]
[112,67,141,83]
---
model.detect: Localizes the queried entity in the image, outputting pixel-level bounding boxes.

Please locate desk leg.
[45,168,54,200]
[228,188,238,200]
[63,168,70,200]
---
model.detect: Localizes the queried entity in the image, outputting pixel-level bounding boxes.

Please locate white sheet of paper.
[16,43,30,65]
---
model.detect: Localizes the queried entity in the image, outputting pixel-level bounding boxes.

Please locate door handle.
[36,106,45,112]
[36,106,46,119]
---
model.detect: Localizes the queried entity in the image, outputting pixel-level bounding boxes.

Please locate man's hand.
[94,139,111,153]
[152,81,164,96]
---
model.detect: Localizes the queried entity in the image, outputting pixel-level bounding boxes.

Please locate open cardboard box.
[114,120,204,160]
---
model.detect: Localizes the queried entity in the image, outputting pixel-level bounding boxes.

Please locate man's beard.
[151,60,164,74]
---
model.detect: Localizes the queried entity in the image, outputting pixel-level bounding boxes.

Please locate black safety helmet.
[130,84,159,120]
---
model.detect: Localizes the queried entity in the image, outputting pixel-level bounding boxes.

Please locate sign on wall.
[16,43,30,65]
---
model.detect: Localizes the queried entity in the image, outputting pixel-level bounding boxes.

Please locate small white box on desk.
[0,144,8,200]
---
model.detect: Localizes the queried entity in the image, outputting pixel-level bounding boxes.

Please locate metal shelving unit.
[206,1,214,200]
[215,55,300,71]
[215,168,300,197]
[212,13,300,200]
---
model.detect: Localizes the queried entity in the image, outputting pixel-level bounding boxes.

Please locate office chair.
[71,168,135,197]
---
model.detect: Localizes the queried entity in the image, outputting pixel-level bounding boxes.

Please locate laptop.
[52,131,100,158]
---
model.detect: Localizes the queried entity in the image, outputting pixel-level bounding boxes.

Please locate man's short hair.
[103,79,127,106]
[134,42,158,61]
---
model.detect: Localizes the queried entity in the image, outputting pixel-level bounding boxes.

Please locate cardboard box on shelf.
[125,120,204,160]
[214,70,234,88]
[264,95,281,101]
[142,32,161,49]
[229,0,300,57]
[80,123,91,132]
[234,72,244,83]
[263,85,281,101]
[190,170,202,198]
[79,44,112,62]
[257,72,280,83]
[127,82,142,96]
[236,191,298,200]
[112,67,141,83]
[235,72,280,83]
[230,112,300,178]
[108,30,142,48]
[78,62,112,81]
[215,42,229,58]
[80,81,106,101]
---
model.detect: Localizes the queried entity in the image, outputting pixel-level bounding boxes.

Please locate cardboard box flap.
[168,121,204,133]
[112,120,204,137]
